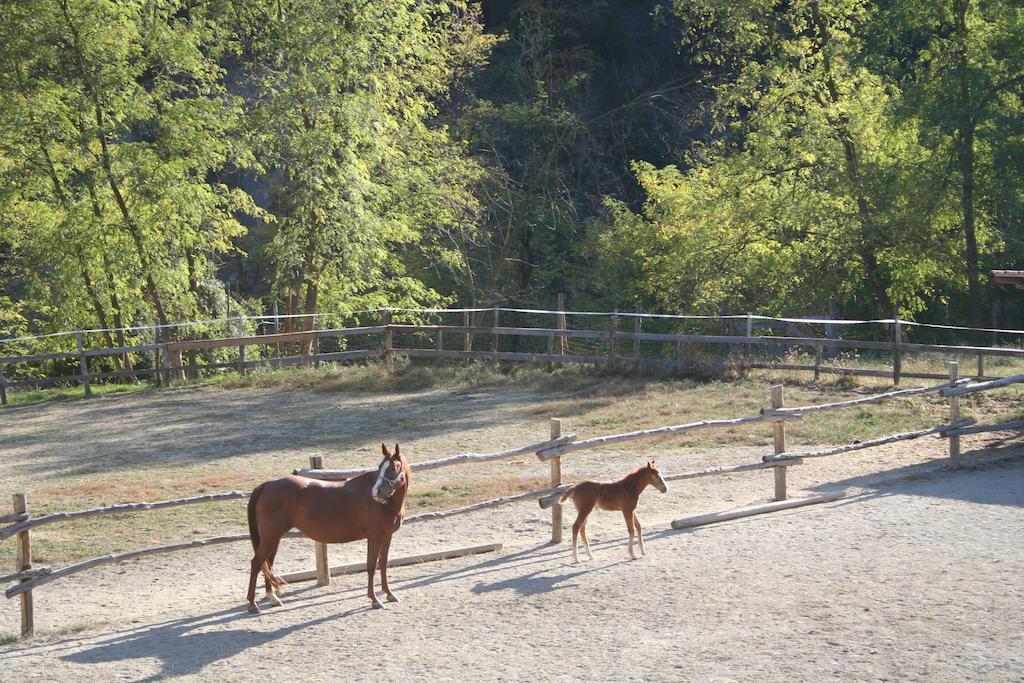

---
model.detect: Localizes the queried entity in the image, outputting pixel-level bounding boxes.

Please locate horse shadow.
[55,589,364,681]
[806,441,1024,508]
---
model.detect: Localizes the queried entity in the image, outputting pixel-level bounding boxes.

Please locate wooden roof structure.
[992,270,1024,290]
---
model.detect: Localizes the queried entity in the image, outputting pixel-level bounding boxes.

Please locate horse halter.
[371,462,406,504]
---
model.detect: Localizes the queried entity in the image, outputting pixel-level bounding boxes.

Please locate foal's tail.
[559,485,577,504]
[247,482,265,552]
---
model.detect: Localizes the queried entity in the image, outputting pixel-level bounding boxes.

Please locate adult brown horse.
[559,461,668,563]
[246,443,410,614]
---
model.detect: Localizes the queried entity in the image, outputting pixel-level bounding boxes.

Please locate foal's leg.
[366,535,386,609]
[622,508,637,560]
[378,534,399,603]
[634,512,646,556]
[570,499,595,563]
[579,522,595,560]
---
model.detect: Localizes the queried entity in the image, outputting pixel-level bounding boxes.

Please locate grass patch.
[5,361,1022,567]
[4,381,151,407]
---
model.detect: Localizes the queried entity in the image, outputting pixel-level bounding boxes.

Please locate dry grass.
[4,361,1022,569]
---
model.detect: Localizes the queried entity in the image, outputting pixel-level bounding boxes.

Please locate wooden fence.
[3,306,1024,405]
[4,367,1024,637]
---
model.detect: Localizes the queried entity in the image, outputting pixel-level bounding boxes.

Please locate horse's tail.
[247,482,265,552]
[559,485,577,504]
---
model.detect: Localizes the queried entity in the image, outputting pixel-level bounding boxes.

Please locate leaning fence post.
[310,455,331,585]
[13,493,33,637]
[771,385,787,500]
[557,293,568,355]
[76,331,92,398]
[549,418,563,544]
[948,362,961,469]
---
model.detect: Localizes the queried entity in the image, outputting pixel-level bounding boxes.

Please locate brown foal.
[245,444,410,614]
[559,461,668,562]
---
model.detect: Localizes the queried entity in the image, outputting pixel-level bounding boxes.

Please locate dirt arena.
[1,380,1023,681]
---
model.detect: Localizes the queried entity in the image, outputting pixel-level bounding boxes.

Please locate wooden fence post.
[557,293,568,355]
[892,313,903,386]
[463,310,471,354]
[152,322,162,388]
[745,312,753,369]
[549,418,563,543]
[236,317,247,377]
[607,311,619,367]
[771,384,787,500]
[76,331,92,398]
[383,309,394,371]
[492,306,500,358]
[310,455,331,585]
[0,362,7,406]
[633,301,642,359]
[814,342,823,380]
[13,493,33,637]
[948,362,961,469]
[977,353,984,380]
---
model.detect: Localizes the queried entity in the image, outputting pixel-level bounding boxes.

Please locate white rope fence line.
[4,306,1024,346]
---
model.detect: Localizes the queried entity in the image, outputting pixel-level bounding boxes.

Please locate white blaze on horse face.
[655,471,668,493]
[371,460,390,502]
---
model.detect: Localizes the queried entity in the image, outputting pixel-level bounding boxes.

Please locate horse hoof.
[247,604,261,615]
[386,594,400,603]
[371,601,386,610]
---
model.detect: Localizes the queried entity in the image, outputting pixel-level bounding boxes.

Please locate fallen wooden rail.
[763,420,975,461]
[941,373,1024,397]
[279,543,502,583]
[405,486,568,523]
[536,414,800,461]
[294,435,578,480]
[5,530,304,599]
[940,419,1024,438]
[670,491,846,529]
[0,491,249,541]
[0,568,51,585]
[762,378,971,416]
[536,459,804,510]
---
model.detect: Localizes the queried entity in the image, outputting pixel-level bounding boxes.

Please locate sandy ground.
[1,383,1023,681]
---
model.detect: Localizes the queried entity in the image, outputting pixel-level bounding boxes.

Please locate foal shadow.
[55,593,364,681]
[470,557,631,597]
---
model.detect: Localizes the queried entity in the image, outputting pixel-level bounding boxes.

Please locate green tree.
[228,0,489,332]
[598,0,963,318]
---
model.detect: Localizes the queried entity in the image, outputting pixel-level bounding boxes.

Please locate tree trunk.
[954,0,984,335]
[810,0,892,317]
[59,0,169,327]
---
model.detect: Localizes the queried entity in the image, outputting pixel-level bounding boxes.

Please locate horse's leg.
[623,508,637,560]
[378,534,399,603]
[634,512,646,556]
[247,537,277,614]
[366,535,386,609]
[262,538,284,607]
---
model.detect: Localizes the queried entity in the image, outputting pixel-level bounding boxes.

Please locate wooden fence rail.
[4,366,1024,638]
[4,306,1024,405]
